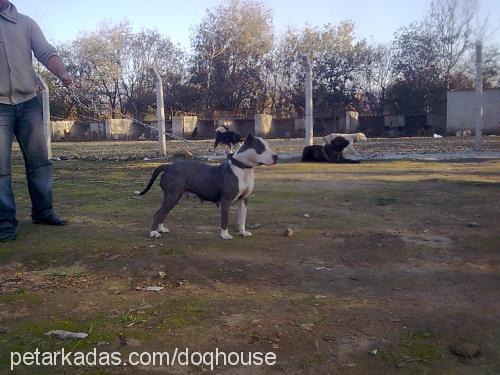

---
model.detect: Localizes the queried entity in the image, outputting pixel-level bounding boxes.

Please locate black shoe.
[0,229,16,242]
[33,214,67,226]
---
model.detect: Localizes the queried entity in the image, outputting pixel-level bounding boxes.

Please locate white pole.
[149,67,167,157]
[36,74,52,159]
[302,54,314,146]
[474,40,483,151]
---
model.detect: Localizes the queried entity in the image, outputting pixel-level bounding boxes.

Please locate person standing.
[1,0,73,242]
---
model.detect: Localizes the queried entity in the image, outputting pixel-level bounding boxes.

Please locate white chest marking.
[229,163,254,201]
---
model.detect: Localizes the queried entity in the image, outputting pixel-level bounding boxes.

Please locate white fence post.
[302,55,314,146]
[149,67,167,157]
[36,74,52,159]
[474,40,483,151]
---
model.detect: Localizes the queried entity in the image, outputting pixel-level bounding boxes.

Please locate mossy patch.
[375,330,440,368]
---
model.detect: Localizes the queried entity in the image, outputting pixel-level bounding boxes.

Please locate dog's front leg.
[219,199,233,240]
[238,198,252,237]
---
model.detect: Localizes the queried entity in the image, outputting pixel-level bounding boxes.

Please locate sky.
[12,0,500,49]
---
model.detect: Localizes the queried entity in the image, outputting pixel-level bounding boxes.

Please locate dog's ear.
[246,134,254,141]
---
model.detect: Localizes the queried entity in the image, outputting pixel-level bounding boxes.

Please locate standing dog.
[324,132,367,156]
[214,125,245,153]
[136,135,278,240]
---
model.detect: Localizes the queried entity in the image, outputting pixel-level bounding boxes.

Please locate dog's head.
[328,136,350,151]
[234,134,278,166]
[354,133,367,142]
[215,125,229,133]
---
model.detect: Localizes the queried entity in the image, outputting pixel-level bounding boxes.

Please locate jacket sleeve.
[28,17,59,66]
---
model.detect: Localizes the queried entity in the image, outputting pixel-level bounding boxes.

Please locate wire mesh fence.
[29,38,497,162]
[9,136,500,162]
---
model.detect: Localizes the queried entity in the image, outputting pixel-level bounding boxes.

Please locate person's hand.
[60,72,73,87]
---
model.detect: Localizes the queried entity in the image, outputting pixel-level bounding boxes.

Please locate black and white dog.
[136,135,278,240]
[302,136,360,163]
[214,125,245,153]
[323,132,367,156]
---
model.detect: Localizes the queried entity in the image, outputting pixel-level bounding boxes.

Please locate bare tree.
[190,0,274,114]
[427,0,478,88]
[271,22,371,117]
[356,44,394,116]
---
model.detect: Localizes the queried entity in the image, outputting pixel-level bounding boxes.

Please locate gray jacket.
[0,2,58,104]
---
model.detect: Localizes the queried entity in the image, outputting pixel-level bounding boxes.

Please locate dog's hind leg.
[150,192,182,238]
[219,199,233,240]
[237,198,252,237]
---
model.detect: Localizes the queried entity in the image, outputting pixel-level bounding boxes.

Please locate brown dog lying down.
[302,136,361,163]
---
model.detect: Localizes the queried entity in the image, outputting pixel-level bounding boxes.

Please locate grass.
[376,330,441,369]
[1,156,499,373]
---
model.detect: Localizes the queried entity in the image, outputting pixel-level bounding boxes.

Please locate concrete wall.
[233,119,254,137]
[345,111,359,133]
[51,121,75,141]
[104,119,157,140]
[53,111,458,141]
[427,114,446,134]
[359,116,384,137]
[383,115,406,137]
[89,123,106,140]
[384,115,405,129]
[105,119,133,140]
[51,121,90,141]
[172,116,198,137]
[255,114,273,137]
[272,118,298,138]
[447,89,500,135]
[295,118,305,132]
[196,120,214,139]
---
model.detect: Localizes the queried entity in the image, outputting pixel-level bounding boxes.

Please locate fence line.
[474,40,484,151]
[302,54,314,146]
[150,67,167,157]
[37,74,52,159]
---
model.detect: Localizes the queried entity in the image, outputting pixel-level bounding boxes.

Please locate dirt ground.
[1,149,500,373]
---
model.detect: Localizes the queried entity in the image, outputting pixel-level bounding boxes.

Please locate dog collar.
[228,155,253,169]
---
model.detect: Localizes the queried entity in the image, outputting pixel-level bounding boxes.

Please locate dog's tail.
[134,165,169,195]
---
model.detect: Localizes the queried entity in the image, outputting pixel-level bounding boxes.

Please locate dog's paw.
[240,230,252,237]
[158,224,170,233]
[150,230,161,238]
[220,229,234,240]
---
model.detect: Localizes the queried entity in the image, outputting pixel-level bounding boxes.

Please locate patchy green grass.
[375,330,441,369]
[1,157,499,374]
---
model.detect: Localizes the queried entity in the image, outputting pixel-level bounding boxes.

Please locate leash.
[65,87,195,145]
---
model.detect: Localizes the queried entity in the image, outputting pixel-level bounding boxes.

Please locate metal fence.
[33,43,491,161]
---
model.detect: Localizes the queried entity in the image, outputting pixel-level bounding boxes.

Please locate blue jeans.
[0,96,53,230]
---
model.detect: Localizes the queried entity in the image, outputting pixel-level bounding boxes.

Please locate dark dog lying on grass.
[302,136,361,163]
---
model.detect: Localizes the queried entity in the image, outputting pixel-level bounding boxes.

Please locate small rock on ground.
[450,342,481,359]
